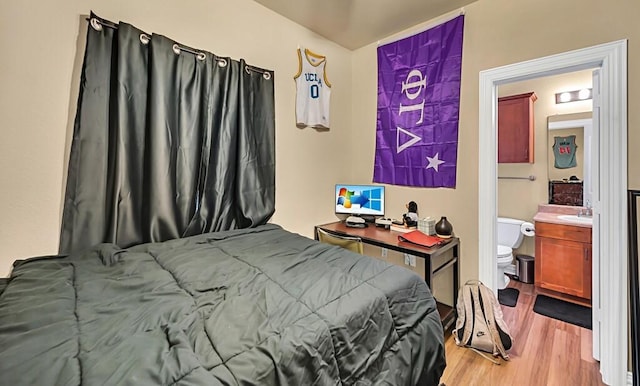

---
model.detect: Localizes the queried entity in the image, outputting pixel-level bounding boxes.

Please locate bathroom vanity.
[533,205,592,301]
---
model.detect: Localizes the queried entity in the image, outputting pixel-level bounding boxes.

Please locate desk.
[314,221,460,331]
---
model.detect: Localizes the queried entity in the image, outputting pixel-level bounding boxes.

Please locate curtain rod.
[498,175,537,181]
[87,17,272,79]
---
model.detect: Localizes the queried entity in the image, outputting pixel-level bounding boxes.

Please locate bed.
[0,224,446,385]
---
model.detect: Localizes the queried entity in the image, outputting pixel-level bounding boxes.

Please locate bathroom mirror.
[547,111,592,206]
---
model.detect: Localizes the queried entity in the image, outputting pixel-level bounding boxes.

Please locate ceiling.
[253,0,476,50]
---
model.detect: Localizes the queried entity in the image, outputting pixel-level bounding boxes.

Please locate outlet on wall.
[381,247,388,258]
[403,253,416,267]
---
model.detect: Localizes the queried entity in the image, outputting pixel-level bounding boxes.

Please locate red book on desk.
[398,230,449,248]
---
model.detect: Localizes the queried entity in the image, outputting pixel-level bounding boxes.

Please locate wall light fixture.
[555,88,592,104]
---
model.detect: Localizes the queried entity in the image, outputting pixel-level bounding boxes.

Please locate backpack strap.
[454,279,485,345]
[478,284,511,360]
[470,347,502,365]
[483,284,513,351]
[468,284,497,354]
[453,284,474,347]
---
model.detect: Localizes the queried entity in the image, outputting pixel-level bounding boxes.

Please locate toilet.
[496,217,528,289]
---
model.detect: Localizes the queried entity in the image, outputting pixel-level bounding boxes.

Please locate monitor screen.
[335,184,385,217]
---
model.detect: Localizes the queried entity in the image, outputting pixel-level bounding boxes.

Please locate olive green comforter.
[0,224,445,385]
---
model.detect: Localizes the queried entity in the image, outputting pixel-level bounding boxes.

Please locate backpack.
[452,280,513,362]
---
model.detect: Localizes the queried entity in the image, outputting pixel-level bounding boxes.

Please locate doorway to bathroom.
[495,69,594,287]
[496,69,594,310]
[478,40,627,386]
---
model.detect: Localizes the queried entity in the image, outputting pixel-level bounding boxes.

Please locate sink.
[557,214,593,225]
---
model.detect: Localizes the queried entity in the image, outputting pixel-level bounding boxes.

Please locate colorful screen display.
[335,184,385,216]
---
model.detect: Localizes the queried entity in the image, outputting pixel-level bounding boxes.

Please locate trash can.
[515,254,535,284]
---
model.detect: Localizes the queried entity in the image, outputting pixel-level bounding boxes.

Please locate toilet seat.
[497,244,512,257]
[496,244,513,289]
[497,245,513,264]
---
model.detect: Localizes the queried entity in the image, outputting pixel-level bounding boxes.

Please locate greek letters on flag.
[374,15,464,188]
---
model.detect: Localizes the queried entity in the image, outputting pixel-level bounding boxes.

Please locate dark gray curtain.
[60,13,275,254]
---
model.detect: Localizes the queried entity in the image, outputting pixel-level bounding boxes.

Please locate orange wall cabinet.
[498,92,537,163]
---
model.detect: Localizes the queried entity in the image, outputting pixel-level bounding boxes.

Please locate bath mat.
[533,295,592,329]
[498,288,519,307]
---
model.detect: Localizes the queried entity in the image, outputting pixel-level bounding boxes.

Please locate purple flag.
[373,15,464,188]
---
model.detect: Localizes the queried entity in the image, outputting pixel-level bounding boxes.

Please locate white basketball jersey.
[294,47,331,129]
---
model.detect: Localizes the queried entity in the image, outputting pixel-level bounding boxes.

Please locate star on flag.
[426,153,445,172]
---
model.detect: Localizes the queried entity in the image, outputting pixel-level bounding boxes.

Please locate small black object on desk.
[345,215,368,228]
[435,216,453,238]
[403,201,419,227]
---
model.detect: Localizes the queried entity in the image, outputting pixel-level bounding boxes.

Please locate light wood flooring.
[439,280,605,386]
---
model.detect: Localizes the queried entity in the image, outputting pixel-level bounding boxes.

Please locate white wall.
[0,0,354,276]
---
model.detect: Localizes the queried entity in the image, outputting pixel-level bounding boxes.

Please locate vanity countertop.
[533,204,592,228]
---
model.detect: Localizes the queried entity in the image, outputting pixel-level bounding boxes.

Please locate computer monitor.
[335,184,385,219]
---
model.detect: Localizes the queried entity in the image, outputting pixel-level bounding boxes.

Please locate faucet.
[579,200,593,217]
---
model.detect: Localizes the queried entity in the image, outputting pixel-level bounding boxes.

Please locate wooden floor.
[439,280,605,386]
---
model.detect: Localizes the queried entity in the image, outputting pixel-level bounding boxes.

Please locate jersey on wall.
[553,135,578,169]
[294,47,331,129]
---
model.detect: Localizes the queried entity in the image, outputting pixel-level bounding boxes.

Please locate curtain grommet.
[172,44,181,55]
[90,18,103,31]
[139,33,150,45]
[197,52,206,61]
[245,67,251,75]
[263,72,272,80]
[218,58,227,68]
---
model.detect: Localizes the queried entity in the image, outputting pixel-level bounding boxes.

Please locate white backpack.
[452,280,513,362]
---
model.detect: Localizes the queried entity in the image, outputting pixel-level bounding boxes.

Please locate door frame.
[478,40,627,385]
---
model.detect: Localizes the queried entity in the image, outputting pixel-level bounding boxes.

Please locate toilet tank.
[497,217,525,248]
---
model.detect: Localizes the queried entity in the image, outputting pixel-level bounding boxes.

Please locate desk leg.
[453,243,459,311]
[425,257,433,290]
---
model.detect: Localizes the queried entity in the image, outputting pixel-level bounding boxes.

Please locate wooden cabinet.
[498,92,537,163]
[535,221,592,300]
[548,180,583,206]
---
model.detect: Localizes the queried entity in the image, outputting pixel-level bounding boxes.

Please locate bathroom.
[496,69,593,308]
